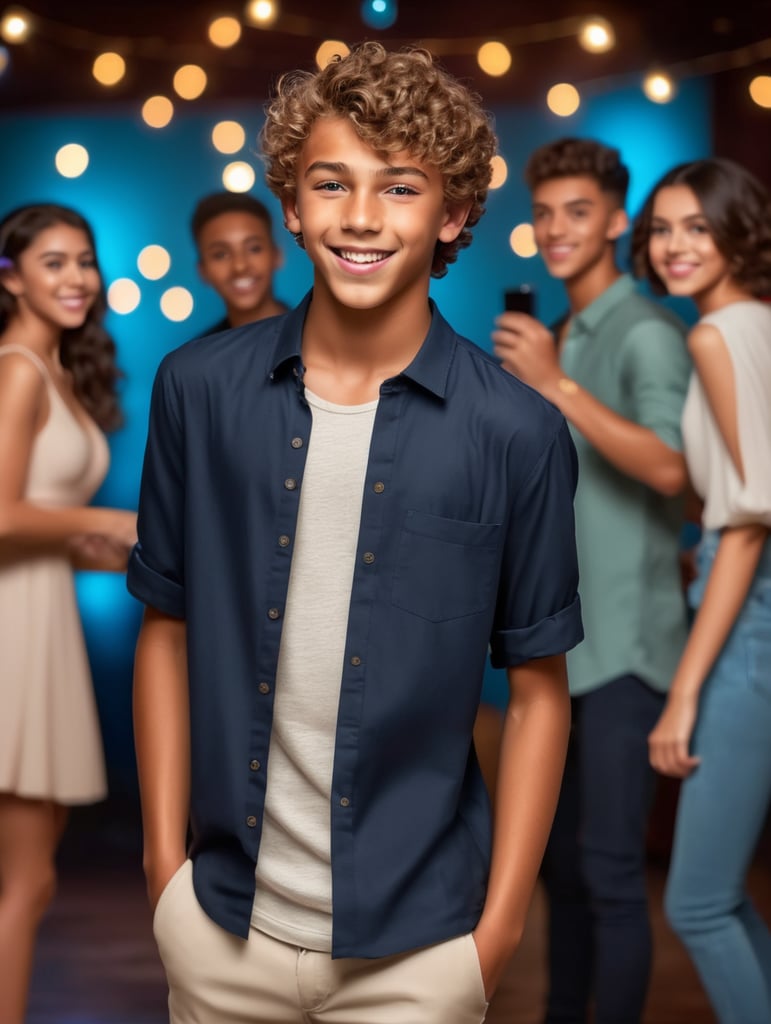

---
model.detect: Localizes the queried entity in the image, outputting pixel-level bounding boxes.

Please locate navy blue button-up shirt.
[127,294,583,958]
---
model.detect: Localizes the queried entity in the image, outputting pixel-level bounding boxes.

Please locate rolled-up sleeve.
[126,360,186,619]
[623,319,690,452]
[490,418,583,668]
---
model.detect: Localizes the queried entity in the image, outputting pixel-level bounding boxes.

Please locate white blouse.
[681,300,771,530]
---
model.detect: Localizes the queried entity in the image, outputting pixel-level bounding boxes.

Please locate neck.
[695,279,753,317]
[227,295,285,328]
[1,309,62,365]
[299,278,431,404]
[564,256,621,314]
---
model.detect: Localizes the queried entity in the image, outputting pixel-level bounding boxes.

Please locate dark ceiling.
[1,0,769,112]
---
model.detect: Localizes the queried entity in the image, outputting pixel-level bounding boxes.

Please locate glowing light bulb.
[0,8,31,44]
[477,41,512,77]
[142,96,174,128]
[547,83,581,117]
[209,16,242,47]
[212,120,247,154]
[509,224,537,258]
[107,279,141,315]
[316,40,350,69]
[578,18,615,54]
[749,75,771,109]
[223,161,256,192]
[137,245,171,281]
[360,0,397,30]
[55,143,89,178]
[489,155,508,190]
[643,71,675,103]
[174,64,207,100]
[160,287,194,322]
[92,52,126,86]
[245,0,279,26]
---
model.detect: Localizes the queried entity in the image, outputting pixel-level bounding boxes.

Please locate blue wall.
[0,80,711,789]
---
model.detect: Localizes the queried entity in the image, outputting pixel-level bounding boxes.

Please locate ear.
[607,207,629,241]
[281,195,302,237]
[0,266,23,298]
[438,201,472,244]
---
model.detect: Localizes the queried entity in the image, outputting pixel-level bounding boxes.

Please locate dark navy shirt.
[127,293,583,958]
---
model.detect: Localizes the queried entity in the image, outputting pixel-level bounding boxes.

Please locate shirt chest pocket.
[392,510,501,623]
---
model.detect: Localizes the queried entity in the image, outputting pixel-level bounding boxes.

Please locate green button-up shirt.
[560,275,691,695]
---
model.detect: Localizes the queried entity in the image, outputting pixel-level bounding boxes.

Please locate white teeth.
[339,250,388,264]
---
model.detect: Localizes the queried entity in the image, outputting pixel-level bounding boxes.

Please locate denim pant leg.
[578,676,664,1024]
[664,557,771,1024]
[541,705,594,1024]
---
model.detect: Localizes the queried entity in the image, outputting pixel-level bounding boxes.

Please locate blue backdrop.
[0,80,710,790]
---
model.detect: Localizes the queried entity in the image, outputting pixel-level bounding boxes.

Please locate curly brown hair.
[260,41,497,278]
[631,158,771,298]
[0,203,123,431]
[524,137,629,207]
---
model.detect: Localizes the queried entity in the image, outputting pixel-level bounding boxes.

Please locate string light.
[137,245,171,280]
[173,64,207,101]
[578,17,615,54]
[142,96,174,129]
[92,52,126,86]
[209,16,242,48]
[0,7,31,43]
[212,120,247,154]
[509,224,537,258]
[477,41,512,77]
[316,40,350,69]
[749,74,771,108]
[160,286,194,322]
[55,143,89,178]
[245,0,279,27]
[222,161,256,192]
[489,155,508,189]
[107,278,141,315]
[643,70,676,103]
[547,82,581,116]
[360,0,398,31]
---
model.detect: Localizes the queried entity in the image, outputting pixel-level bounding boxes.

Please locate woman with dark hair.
[0,203,136,1019]
[633,158,771,1024]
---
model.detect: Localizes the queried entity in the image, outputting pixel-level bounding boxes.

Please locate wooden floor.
[27,797,770,1024]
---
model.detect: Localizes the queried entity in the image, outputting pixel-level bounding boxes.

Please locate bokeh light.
[0,46,9,76]
[0,8,31,44]
[174,64,207,101]
[643,71,675,103]
[212,120,246,154]
[107,278,141,315]
[208,16,242,47]
[137,245,171,281]
[92,52,126,86]
[245,0,279,27]
[477,41,512,77]
[160,287,194,322]
[316,40,350,69]
[509,223,538,258]
[222,161,256,192]
[578,18,615,54]
[749,75,771,109]
[546,82,581,117]
[489,155,508,190]
[142,95,174,128]
[55,143,89,178]
[360,0,398,30]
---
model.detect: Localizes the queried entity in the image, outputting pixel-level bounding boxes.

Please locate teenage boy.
[129,44,583,1023]
[492,137,691,1024]
[191,191,288,336]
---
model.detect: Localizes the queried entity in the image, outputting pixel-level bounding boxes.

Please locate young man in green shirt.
[492,137,691,1024]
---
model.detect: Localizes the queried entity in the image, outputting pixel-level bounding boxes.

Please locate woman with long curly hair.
[0,202,136,1020]
[633,158,771,1024]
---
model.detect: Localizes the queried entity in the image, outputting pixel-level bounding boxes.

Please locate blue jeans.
[541,674,664,1024]
[665,530,771,1024]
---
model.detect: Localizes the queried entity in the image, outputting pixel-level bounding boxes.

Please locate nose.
[340,189,381,234]
[66,260,87,286]
[232,247,248,272]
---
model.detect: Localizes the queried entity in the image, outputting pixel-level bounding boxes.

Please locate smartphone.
[504,285,536,316]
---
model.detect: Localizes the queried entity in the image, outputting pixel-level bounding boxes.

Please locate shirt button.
[258,681,271,694]
[291,437,304,449]
[340,797,350,808]
[246,815,258,827]
[373,481,385,494]
[249,759,261,771]
[350,655,362,667]
[284,478,297,491]
[362,551,375,564]
[267,608,281,620]
[278,534,291,547]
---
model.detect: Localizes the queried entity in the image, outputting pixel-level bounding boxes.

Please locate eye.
[387,184,418,197]
[649,225,669,236]
[316,181,345,192]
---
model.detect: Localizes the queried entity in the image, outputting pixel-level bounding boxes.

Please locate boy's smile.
[282,116,468,314]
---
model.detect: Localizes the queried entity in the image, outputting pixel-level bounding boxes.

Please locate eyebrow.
[533,198,595,211]
[38,249,94,258]
[304,160,429,181]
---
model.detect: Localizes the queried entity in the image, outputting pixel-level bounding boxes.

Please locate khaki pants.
[153,860,488,1023]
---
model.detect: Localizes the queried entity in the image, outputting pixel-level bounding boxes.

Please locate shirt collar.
[268,292,457,400]
[572,274,636,335]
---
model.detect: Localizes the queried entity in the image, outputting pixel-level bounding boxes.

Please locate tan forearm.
[671,524,768,699]
[480,655,571,947]
[133,607,191,877]
[541,381,686,496]
[0,501,129,548]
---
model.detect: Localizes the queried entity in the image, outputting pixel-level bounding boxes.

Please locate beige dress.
[0,345,110,803]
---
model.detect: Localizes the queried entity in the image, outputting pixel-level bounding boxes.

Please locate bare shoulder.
[687,322,726,359]
[0,349,47,416]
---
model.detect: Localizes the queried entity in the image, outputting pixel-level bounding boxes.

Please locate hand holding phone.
[504,285,536,316]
